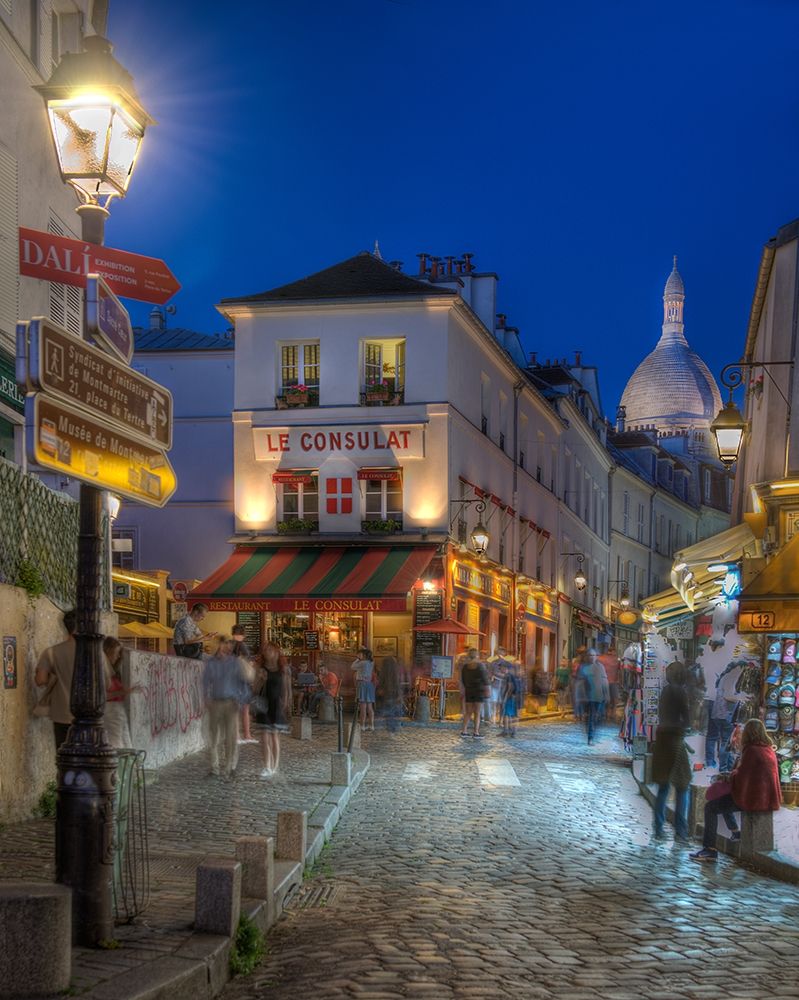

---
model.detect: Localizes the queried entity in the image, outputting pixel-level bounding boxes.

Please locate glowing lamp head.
[36,36,154,202]
[470,519,490,556]
[711,399,746,467]
[620,589,631,608]
[574,570,587,592]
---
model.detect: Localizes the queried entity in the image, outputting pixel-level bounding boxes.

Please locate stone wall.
[125,651,207,769]
[0,587,97,823]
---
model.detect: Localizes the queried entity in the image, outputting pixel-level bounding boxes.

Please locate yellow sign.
[617,610,639,627]
[27,394,177,507]
[738,608,778,632]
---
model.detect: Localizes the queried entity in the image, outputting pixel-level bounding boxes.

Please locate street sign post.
[86,274,134,364]
[27,394,177,507]
[18,226,181,304]
[28,318,172,450]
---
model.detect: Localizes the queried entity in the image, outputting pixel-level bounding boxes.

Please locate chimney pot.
[417,253,428,276]
[462,252,475,273]
[444,255,455,275]
[574,350,582,366]
[430,256,441,279]
[529,352,538,366]
[496,313,506,329]
[149,306,164,330]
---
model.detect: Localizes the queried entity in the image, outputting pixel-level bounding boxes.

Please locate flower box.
[361,518,402,534]
[365,389,390,402]
[277,519,318,535]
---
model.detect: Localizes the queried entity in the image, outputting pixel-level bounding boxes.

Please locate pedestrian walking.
[651,661,691,842]
[554,659,571,713]
[352,647,376,731]
[253,641,291,779]
[690,718,782,862]
[173,603,216,660]
[705,663,747,771]
[459,648,490,739]
[203,636,251,778]
[34,609,77,754]
[574,648,609,744]
[500,661,519,736]
[378,655,402,733]
[488,650,509,725]
[232,626,257,744]
[102,636,134,749]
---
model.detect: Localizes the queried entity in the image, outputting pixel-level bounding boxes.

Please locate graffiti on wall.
[136,652,205,737]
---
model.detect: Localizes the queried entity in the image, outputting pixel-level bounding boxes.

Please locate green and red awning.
[190,544,437,612]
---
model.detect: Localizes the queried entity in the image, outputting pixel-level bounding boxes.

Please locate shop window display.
[762,635,799,792]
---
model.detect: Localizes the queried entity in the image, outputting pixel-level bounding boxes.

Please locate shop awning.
[670,522,756,610]
[190,544,437,612]
[739,532,799,632]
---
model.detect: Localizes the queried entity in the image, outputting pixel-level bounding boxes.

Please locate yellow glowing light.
[771,480,799,491]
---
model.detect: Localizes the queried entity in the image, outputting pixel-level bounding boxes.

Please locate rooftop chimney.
[496,313,506,329]
[616,405,626,433]
[389,260,403,272]
[417,253,428,276]
[529,352,538,366]
[462,252,475,273]
[149,306,165,330]
[574,350,582,366]
[430,256,441,279]
[445,255,455,275]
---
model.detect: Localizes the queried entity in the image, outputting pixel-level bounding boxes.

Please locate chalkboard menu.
[304,630,320,650]
[236,612,262,654]
[414,590,443,663]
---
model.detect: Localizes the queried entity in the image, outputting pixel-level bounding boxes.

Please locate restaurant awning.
[739,532,799,633]
[190,544,437,612]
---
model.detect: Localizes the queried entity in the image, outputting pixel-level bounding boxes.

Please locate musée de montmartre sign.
[252,423,425,462]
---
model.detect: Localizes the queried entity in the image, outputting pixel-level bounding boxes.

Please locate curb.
[82,749,370,1000]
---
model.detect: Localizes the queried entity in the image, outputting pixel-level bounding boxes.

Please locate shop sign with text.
[194,597,409,613]
[253,423,424,462]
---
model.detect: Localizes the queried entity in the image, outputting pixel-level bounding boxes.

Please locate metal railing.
[112,749,150,923]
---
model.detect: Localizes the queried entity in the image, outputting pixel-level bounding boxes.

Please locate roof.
[620,339,722,426]
[133,328,233,352]
[219,252,457,306]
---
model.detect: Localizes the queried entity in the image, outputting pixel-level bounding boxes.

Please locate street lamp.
[608,579,630,607]
[450,497,491,556]
[711,360,793,467]
[35,34,153,947]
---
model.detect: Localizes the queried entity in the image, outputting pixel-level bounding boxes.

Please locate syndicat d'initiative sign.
[26,318,172,450]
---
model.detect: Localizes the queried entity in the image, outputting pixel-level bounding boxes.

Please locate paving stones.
[221,721,799,1000]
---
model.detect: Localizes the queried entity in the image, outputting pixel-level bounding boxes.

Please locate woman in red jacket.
[690,718,782,862]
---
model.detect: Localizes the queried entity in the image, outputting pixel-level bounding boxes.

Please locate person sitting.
[690,718,782,862]
[308,668,340,716]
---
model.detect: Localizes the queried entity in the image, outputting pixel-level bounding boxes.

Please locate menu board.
[414,590,443,663]
[304,630,320,650]
[236,611,262,654]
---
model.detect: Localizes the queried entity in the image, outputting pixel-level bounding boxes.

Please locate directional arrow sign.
[86,274,134,364]
[27,394,177,507]
[27,318,172,450]
[19,226,181,305]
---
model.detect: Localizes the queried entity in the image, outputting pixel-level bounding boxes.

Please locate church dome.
[620,259,722,431]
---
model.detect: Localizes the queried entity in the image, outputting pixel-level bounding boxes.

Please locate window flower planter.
[277,519,318,535]
[361,518,402,534]
[275,389,319,409]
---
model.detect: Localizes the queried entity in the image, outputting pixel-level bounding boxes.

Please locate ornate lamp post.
[35,34,153,946]
[561,552,587,591]
[608,579,630,608]
[711,361,793,467]
[450,498,491,556]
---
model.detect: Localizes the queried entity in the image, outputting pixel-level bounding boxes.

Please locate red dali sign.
[18,227,181,305]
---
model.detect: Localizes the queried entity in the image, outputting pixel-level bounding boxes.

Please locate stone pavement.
[221,720,799,1000]
[0,726,358,998]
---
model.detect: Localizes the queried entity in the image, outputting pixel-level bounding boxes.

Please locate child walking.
[501,663,519,737]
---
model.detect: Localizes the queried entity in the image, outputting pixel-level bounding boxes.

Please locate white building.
[0,1,100,463]
[186,250,563,682]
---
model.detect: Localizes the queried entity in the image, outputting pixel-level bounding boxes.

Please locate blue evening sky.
[107,0,799,414]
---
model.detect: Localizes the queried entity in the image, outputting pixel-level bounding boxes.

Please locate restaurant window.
[280,343,320,392]
[362,339,405,403]
[281,476,319,526]
[363,473,403,525]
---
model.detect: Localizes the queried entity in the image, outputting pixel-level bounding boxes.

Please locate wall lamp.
[562,552,587,591]
[450,498,490,556]
[711,361,793,466]
[608,579,630,607]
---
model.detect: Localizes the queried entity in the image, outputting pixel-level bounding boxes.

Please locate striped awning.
[190,544,437,612]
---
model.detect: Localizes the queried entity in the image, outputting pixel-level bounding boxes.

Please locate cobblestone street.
[222,720,799,1000]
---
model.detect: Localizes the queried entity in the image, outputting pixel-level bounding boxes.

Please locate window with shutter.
[39,0,53,76]
[0,143,18,355]
[48,212,82,334]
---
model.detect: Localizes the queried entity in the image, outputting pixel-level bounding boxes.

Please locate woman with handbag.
[253,641,291,779]
[690,718,782,862]
[459,648,490,740]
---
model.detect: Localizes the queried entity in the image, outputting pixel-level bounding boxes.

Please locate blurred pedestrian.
[459,648,490,739]
[598,646,620,717]
[203,636,251,778]
[500,661,520,737]
[254,641,291,779]
[554,659,571,713]
[352,647,376,731]
[34,609,77,755]
[232,626,257,744]
[379,655,402,733]
[102,636,134,749]
[652,661,691,841]
[575,648,609,745]
[691,718,781,862]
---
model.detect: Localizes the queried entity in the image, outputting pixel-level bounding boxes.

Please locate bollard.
[0,883,71,998]
[331,752,352,787]
[337,695,344,752]
[275,811,307,863]
[195,859,242,937]
[347,698,360,752]
[234,835,274,901]
[319,693,336,723]
[415,693,431,723]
